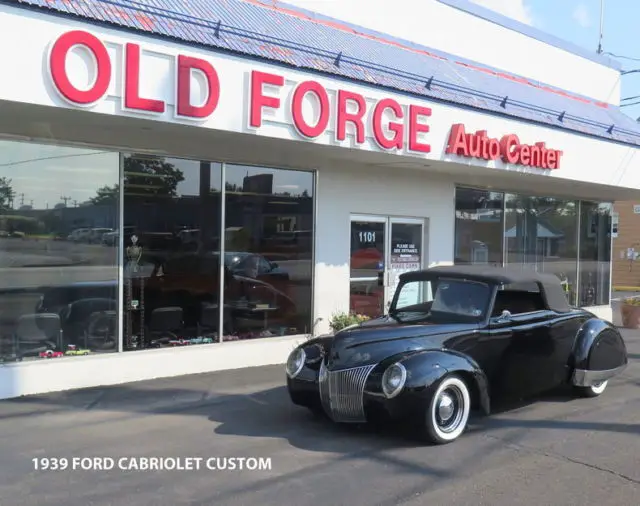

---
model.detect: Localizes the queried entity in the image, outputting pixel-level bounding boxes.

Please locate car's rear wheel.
[422,374,471,445]
[574,380,608,398]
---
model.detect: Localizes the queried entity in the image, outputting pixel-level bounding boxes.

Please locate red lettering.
[49,30,111,105]
[534,142,547,168]
[175,55,220,119]
[488,139,500,159]
[529,143,541,166]
[336,90,366,144]
[291,81,330,138]
[250,71,284,128]
[468,133,481,157]
[500,134,520,164]
[408,105,431,153]
[476,131,489,159]
[372,99,404,150]
[446,124,560,169]
[518,144,531,165]
[124,43,165,113]
[446,124,469,156]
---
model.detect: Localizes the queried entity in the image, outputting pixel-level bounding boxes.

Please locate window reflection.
[0,141,119,362]
[454,188,504,265]
[122,155,222,349]
[504,195,579,305]
[223,165,314,339]
[579,202,612,306]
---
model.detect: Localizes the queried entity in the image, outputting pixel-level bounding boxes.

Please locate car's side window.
[492,282,546,316]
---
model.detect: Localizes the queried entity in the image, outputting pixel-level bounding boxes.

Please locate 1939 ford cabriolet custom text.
[286,266,628,444]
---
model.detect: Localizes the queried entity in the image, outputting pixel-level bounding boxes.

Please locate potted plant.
[329,311,370,333]
[620,296,640,329]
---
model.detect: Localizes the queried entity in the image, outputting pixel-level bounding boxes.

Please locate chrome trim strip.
[318,362,376,423]
[572,364,627,387]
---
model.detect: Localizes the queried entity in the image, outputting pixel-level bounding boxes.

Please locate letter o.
[49,30,111,105]
[291,81,330,138]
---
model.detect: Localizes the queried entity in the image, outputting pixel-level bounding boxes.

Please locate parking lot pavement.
[0,330,638,506]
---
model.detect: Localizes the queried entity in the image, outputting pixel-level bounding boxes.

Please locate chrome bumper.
[318,361,376,423]
[572,364,627,387]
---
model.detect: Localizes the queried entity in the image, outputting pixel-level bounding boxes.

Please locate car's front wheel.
[574,380,608,398]
[422,374,471,445]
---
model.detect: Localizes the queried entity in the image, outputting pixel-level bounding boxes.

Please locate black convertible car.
[286,265,628,444]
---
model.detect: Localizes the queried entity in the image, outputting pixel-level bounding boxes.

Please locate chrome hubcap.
[437,393,455,421]
[434,386,464,433]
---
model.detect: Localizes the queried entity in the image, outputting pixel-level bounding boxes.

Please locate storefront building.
[1,0,640,399]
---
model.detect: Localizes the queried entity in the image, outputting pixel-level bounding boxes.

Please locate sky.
[471,0,640,119]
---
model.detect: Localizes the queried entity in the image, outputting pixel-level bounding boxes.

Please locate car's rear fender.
[369,349,491,415]
[569,318,628,387]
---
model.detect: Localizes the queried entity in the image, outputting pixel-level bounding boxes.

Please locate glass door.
[349,215,425,318]
[349,216,387,318]
[386,218,425,309]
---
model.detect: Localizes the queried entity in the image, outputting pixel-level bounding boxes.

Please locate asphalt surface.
[0,327,638,506]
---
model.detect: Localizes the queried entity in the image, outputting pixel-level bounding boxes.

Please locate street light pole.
[597,0,604,53]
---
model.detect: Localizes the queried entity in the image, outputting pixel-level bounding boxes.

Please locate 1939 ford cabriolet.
[285,265,628,444]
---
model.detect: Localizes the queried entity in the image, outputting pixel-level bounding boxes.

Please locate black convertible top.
[399,264,572,313]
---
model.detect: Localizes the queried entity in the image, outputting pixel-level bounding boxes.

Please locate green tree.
[0,176,14,210]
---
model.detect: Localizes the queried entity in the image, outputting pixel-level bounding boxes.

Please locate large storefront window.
[121,154,222,349]
[223,165,314,339]
[454,188,503,265]
[454,186,612,308]
[504,194,579,305]
[579,202,612,306]
[0,141,119,362]
[121,156,314,349]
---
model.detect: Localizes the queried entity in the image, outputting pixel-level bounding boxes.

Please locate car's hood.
[326,315,477,370]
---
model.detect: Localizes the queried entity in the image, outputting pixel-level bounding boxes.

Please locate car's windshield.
[391,277,491,322]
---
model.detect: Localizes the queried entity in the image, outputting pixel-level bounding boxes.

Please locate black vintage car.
[285,265,628,444]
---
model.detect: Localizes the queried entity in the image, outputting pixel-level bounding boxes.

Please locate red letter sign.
[408,105,431,153]
[49,30,111,105]
[124,43,165,113]
[500,134,520,164]
[372,99,404,150]
[249,71,284,128]
[336,90,366,144]
[176,55,220,119]
[291,81,330,138]
[446,124,469,156]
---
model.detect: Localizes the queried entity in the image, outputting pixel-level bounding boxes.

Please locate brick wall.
[612,201,640,288]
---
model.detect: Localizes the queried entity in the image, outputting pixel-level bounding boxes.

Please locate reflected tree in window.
[91,156,185,204]
[504,194,578,304]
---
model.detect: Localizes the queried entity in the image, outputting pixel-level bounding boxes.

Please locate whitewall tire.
[423,374,471,445]
[575,380,608,398]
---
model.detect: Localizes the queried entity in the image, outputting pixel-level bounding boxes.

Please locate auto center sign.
[47,30,432,154]
[446,123,563,169]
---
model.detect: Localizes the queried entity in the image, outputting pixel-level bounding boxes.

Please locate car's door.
[486,285,560,398]
[492,310,560,397]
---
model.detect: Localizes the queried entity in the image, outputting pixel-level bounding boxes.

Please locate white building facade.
[0,0,638,399]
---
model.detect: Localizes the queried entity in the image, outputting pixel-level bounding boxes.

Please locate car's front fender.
[367,349,491,415]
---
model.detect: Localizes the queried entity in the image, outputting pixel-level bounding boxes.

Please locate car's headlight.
[381,362,407,398]
[286,347,306,378]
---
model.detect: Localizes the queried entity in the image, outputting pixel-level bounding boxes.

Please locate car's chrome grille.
[318,361,375,423]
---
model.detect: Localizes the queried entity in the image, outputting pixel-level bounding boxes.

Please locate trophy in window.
[125,234,145,349]
[126,234,142,273]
